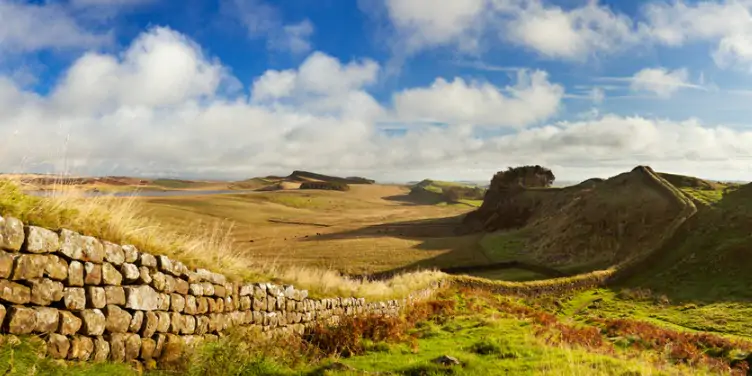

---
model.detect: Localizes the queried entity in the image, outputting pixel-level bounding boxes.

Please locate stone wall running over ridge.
[0,213,439,363]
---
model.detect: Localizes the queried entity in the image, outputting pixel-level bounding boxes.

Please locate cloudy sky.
[2,0,752,183]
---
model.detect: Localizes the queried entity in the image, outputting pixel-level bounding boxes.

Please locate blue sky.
[2,0,752,182]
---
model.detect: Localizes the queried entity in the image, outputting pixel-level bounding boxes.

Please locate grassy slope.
[477,167,686,274]
[409,180,484,208]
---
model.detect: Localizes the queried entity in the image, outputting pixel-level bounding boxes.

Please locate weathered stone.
[104,286,125,306]
[213,284,227,298]
[7,306,36,334]
[169,312,182,334]
[196,268,226,284]
[0,304,5,326]
[239,296,251,311]
[81,236,104,263]
[47,333,70,359]
[87,286,107,309]
[253,298,265,311]
[0,251,13,278]
[253,283,267,298]
[58,310,82,335]
[195,316,209,335]
[208,297,221,313]
[156,311,170,333]
[170,294,185,312]
[34,307,59,333]
[160,334,184,362]
[197,297,209,314]
[153,333,166,359]
[0,216,24,251]
[109,333,126,362]
[225,296,235,312]
[68,260,84,286]
[12,253,47,281]
[189,283,204,296]
[157,293,171,311]
[104,305,132,333]
[181,315,196,335]
[267,296,276,312]
[24,226,59,254]
[84,262,102,285]
[140,337,156,361]
[138,266,152,284]
[129,310,144,333]
[63,287,86,311]
[202,282,215,296]
[121,245,139,263]
[174,278,189,295]
[276,296,285,311]
[184,295,197,315]
[79,309,106,336]
[42,254,68,281]
[93,336,110,362]
[101,262,122,286]
[142,311,159,338]
[239,284,254,297]
[102,241,125,265]
[59,229,84,260]
[120,263,139,282]
[157,255,175,275]
[152,272,176,293]
[139,253,157,268]
[0,280,31,304]
[267,284,282,297]
[68,335,94,361]
[124,285,160,311]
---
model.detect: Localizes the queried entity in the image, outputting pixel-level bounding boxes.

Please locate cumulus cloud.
[0,0,111,53]
[2,26,752,182]
[392,70,563,127]
[222,0,315,54]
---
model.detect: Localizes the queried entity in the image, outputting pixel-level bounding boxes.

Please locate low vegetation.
[299,181,350,191]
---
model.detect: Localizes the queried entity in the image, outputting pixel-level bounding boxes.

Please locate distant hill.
[409,179,486,206]
[282,171,375,185]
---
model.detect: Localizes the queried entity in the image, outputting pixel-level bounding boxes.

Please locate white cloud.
[223,0,315,54]
[0,0,111,53]
[629,67,699,98]
[2,26,752,182]
[392,70,563,127]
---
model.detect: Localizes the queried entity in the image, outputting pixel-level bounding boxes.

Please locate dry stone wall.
[0,214,438,363]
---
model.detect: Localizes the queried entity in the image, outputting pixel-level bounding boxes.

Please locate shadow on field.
[300,213,514,278]
[382,189,444,206]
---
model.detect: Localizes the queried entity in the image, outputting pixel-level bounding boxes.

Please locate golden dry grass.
[0,179,445,300]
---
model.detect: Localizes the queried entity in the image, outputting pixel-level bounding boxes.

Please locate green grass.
[466,268,548,282]
[478,229,529,262]
[0,338,135,376]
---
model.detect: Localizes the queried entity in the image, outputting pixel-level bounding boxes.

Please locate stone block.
[24,226,59,253]
[196,297,209,314]
[58,310,82,335]
[29,278,66,311]
[184,295,197,315]
[254,283,267,298]
[160,334,184,362]
[156,311,170,333]
[189,283,204,296]
[253,298,265,311]
[103,241,125,265]
[59,229,84,260]
[202,282,214,296]
[195,315,209,335]
[169,312,182,334]
[84,262,102,285]
[104,305,132,333]
[0,216,24,251]
[196,268,225,284]
[124,285,160,311]
[267,296,276,312]
[68,260,84,286]
[47,333,70,359]
[140,337,156,361]
[7,306,36,334]
[102,262,122,285]
[33,307,59,333]
[11,253,47,281]
[213,284,227,298]
[0,251,13,278]
[68,335,94,361]
[79,309,106,336]
[138,266,152,284]
[152,272,176,293]
[104,286,126,306]
[121,245,138,263]
[239,283,254,297]
[157,293,171,311]
[93,336,110,362]
[174,278,189,295]
[120,263,139,283]
[109,333,126,362]
[87,286,107,309]
[81,236,104,263]
[181,315,196,335]
[170,293,185,312]
[44,254,68,280]
[129,311,144,333]
[139,253,157,268]
[63,287,86,311]
[153,333,166,359]
[239,296,251,311]
[142,311,159,338]
[0,280,31,304]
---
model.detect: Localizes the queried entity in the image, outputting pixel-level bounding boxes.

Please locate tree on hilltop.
[490,165,555,188]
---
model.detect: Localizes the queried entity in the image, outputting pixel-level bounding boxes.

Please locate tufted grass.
[0,179,443,300]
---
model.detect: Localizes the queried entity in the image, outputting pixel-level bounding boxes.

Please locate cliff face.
[463,166,686,271]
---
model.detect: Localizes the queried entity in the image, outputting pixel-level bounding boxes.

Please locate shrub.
[299,181,350,191]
